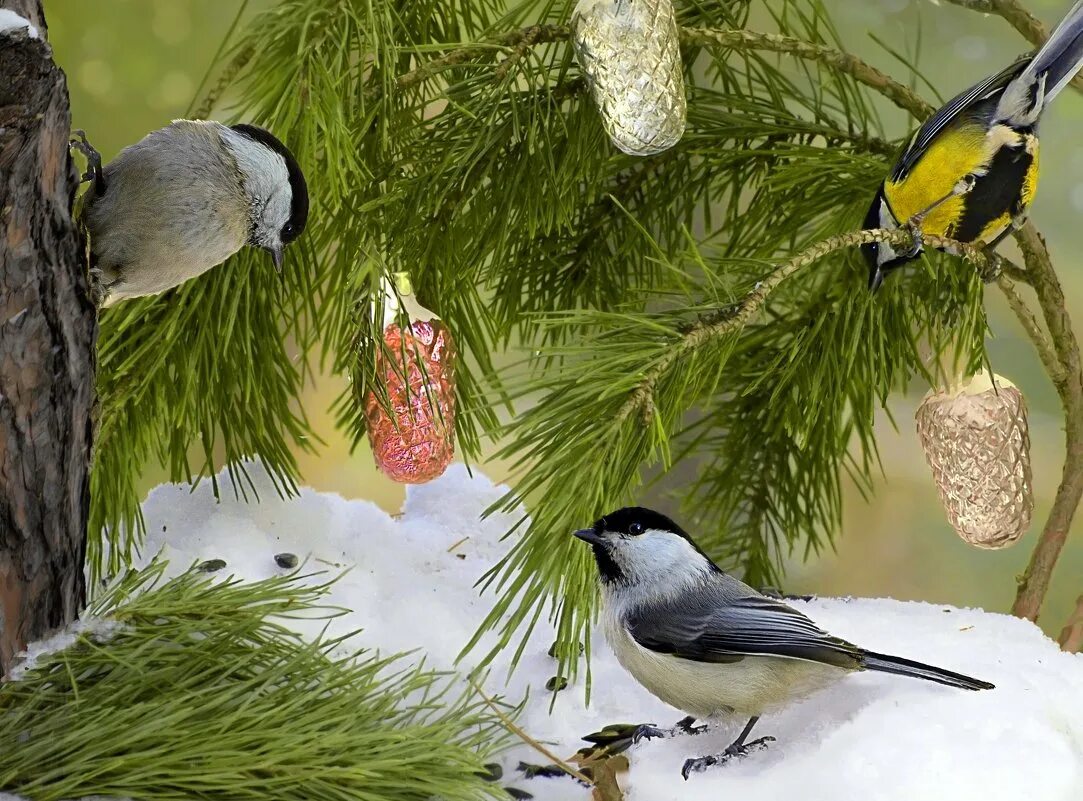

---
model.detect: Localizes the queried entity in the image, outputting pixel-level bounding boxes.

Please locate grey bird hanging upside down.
[72,119,308,306]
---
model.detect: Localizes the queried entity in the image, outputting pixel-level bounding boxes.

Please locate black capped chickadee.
[862,0,1083,290]
[575,507,993,779]
[74,120,309,306]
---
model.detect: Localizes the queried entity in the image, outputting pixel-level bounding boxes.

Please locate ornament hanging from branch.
[571,0,687,156]
[361,272,457,484]
[916,370,1033,549]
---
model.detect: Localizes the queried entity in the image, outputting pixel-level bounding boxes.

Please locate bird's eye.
[282,223,294,237]
[628,523,644,536]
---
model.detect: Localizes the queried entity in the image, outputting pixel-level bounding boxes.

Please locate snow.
[0,10,39,39]
[6,619,121,682]
[20,464,1083,799]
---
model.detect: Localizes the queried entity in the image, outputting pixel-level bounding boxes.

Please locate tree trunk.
[0,0,95,676]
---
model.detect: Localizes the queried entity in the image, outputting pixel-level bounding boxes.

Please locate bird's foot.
[88,266,109,309]
[901,218,925,260]
[978,247,1004,283]
[675,715,708,736]
[579,717,708,761]
[633,724,668,744]
[681,736,776,780]
[69,129,103,187]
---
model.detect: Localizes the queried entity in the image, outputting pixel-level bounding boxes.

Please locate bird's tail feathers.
[1016,0,1083,110]
[861,650,994,691]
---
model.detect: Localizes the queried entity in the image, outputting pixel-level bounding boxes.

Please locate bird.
[574,506,994,779]
[73,120,309,306]
[862,0,1083,290]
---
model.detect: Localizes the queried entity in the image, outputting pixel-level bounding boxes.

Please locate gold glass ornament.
[915,370,1033,548]
[571,0,687,156]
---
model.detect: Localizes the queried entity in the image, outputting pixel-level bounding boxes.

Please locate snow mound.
[0,10,39,39]
[89,465,1083,798]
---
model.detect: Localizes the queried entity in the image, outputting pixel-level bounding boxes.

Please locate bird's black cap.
[230,124,309,245]
[591,507,686,538]
[578,506,723,583]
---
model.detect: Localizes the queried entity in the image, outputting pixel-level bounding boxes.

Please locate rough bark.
[0,0,96,676]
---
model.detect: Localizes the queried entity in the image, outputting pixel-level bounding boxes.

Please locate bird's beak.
[267,246,284,273]
[868,265,885,292]
[574,528,606,546]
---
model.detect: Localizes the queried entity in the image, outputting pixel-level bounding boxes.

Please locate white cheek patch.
[617,530,710,592]
[876,199,900,263]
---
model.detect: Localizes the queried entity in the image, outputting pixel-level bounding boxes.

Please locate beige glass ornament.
[572,0,687,156]
[915,370,1033,548]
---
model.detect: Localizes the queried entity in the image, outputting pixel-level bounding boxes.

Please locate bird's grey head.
[222,124,309,271]
[574,507,721,591]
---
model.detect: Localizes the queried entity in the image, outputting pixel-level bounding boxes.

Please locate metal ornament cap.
[572,0,687,156]
[915,370,1033,549]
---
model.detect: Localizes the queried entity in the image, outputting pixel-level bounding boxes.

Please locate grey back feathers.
[625,578,864,670]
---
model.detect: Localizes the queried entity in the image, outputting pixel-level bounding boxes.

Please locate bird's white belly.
[602,608,842,719]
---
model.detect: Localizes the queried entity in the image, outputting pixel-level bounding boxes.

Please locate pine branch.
[187,0,252,118]
[996,275,1063,384]
[398,24,571,89]
[620,228,998,423]
[191,42,255,119]
[1,562,511,799]
[1010,222,1083,621]
[944,0,1083,95]
[944,0,1046,42]
[357,22,938,119]
[679,28,933,118]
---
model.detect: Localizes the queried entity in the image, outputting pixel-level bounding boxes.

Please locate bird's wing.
[891,58,1030,181]
[626,589,862,669]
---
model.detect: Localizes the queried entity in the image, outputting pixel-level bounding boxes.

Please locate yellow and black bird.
[863,0,1083,290]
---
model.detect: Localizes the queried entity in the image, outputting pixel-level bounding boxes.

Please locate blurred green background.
[45,0,1083,637]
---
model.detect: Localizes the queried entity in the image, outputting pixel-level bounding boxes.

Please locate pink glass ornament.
[363,314,457,484]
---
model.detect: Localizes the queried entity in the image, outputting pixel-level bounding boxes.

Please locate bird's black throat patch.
[230,124,309,245]
[591,543,625,585]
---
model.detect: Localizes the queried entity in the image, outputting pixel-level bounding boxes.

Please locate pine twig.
[1058,594,1083,652]
[679,28,934,119]
[944,0,1083,96]
[186,0,251,118]
[391,24,938,118]
[469,679,594,786]
[996,275,1064,385]
[619,228,997,422]
[191,42,256,120]
[944,0,1047,42]
[396,24,570,91]
[1010,222,1083,621]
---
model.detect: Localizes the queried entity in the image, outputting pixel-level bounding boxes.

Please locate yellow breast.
[883,123,991,237]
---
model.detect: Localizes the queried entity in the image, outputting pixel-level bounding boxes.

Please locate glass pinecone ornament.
[572,0,687,156]
[362,273,456,484]
[915,371,1032,549]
